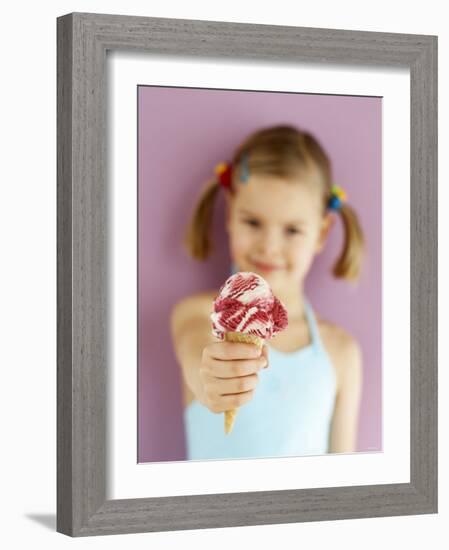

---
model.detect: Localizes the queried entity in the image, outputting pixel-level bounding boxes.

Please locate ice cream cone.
[224,331,264,434]
[210,272,288,435]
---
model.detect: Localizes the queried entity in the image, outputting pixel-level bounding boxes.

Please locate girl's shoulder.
[314,316,362,393]
[315,316,359,351]
[170,289,217,328]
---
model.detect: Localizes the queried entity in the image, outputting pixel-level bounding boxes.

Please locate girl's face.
[225,174,333,291]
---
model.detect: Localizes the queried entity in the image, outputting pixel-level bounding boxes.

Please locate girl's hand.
[198,341,269,414]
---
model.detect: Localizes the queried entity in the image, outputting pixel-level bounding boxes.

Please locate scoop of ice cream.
[210,271,288,340]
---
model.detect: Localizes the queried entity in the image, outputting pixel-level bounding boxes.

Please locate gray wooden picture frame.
[57,12,438,537]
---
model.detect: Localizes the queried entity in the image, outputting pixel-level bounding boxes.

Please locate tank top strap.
[304,298,323,352]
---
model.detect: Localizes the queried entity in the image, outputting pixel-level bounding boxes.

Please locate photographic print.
[137,86,382,463]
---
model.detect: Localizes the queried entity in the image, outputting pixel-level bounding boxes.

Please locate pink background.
[137,86,382,463]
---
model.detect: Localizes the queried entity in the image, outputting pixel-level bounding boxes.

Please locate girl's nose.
[258,229,282,256]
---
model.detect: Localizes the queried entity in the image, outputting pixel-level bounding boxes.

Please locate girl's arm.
[328,337,363,453]
[170,295,215,405]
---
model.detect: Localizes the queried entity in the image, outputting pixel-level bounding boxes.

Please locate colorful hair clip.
[327,184,347,211]
[214,161,233,189]
[239,152,250,183]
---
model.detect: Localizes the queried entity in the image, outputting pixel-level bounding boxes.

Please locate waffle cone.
[223,331,264,434]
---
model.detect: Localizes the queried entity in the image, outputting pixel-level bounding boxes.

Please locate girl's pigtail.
[183,177,221,260]
[332,203,365,283]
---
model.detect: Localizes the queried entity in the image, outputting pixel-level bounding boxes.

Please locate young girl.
[170,124,364,461]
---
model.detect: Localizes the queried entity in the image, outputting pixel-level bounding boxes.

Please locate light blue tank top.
[183,295,337,461]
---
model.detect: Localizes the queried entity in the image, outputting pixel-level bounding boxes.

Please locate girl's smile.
[251,259,284,272]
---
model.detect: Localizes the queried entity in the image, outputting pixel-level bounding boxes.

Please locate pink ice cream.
[211,271,288,340]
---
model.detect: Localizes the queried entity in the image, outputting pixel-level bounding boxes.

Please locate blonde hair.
[183,124,365,282]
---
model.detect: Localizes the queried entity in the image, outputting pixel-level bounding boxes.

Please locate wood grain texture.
[56,12,438,537]
[57,13,74,536]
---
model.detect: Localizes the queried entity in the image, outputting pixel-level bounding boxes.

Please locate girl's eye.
[244,219,260,228]
[286,227,302,235]
[243,220,302,235]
